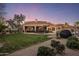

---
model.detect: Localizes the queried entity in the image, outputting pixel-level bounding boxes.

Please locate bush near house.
[37,46,56,56]
[37,40,65,56]
[51,40,60,48]
[60,30,72,38]
[66,36,79,49]
[51,40,65,55]
[68,36,78,41]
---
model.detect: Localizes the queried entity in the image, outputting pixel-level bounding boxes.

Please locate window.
[52,28,55,31]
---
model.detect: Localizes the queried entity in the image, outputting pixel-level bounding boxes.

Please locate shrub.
[37,46,56,56]
[60,30,72,38]
[66,36,79,49]
[68,36,78,41]
[51,40,60,48]
[66,40,79,49]
[56,44,65,55]
[51,40,65,55]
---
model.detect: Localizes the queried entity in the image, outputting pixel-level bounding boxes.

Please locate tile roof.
[23,21,74,28]
[24,21,54,25]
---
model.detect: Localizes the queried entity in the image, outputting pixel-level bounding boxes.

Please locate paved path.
[9,39,52,56]
[8,33,79,56]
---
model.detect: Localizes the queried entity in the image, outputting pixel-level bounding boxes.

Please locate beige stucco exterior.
[23,21,74,33]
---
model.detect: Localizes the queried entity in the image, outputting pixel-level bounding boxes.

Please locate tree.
[7,19,18,33]
[0,3,6,24]
[13,14,25,32]
[0,20,7,33]
[75,21,79,25]
[75,21,79,28]
[0,4,6,32]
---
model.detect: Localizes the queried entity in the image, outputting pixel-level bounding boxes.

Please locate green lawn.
[0,33,48,55]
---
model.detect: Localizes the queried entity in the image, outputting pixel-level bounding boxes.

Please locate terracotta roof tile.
[24,21,53,25]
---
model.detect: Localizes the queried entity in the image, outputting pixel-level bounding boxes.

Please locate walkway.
[9,39,52,56]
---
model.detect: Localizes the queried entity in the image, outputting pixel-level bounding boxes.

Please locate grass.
[0,33,48,55]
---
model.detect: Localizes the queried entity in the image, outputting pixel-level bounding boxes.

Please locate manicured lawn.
[0,33,48,55]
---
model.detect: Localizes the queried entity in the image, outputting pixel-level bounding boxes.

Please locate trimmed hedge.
[37,40,65,56]
[66,40,79,49]
[68,36,78,41]
[37,46,56,56]
[51,40,60,48]
[51,40,65,55]
[66,36,79,49]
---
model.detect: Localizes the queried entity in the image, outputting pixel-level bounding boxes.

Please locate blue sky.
[5,3,79,25]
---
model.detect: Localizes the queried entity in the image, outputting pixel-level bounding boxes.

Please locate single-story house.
[23,20,74,33]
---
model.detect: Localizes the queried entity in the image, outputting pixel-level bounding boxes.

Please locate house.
[23,20,55,33]
[1,18,74,33]
[23,19,74,33]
